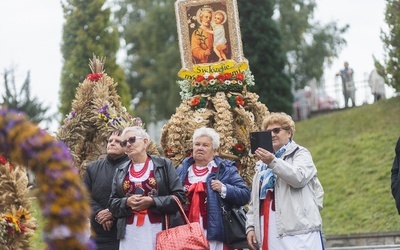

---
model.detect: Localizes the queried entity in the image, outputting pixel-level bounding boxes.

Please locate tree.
[59,0,131,118]
[1,68,51,124]
[112,0,347,117]
[275,0,348,89]
[113,0,181,124]
[238,0,293,114]
[380,0,400,92]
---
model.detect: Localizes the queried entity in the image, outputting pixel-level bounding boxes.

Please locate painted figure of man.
[191,5,215,64]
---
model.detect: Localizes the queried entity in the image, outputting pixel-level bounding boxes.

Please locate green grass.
[295,95,400,235]
[28,189,46,250]
[28,96,400,246]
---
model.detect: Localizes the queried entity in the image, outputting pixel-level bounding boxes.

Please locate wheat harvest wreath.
[0,108,94,250]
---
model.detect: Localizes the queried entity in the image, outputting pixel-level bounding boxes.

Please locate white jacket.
[246,141,323,245]
[368,69,386,97]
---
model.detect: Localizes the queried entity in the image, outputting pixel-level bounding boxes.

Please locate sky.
[0,0,63,132]
[313,0,395,107]
[0,0,395,133]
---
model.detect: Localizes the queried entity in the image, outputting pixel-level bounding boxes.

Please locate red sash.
[183,177,208,228]
[188,182,206,223]
[132,209,147,226]
[262,191,273,250]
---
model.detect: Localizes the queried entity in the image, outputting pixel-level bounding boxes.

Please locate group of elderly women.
[105,112,325,250]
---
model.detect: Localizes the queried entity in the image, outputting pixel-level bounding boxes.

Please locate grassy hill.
[294,95,400,235]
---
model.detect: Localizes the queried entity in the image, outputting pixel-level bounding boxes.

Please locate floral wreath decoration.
[179,62,256,160]
[0,155,37,249]
[177,62,255,101]
[0,108,94,250]
[162,61,269,185]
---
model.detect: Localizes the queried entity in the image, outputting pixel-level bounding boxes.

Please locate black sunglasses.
[120,136,143,147]
[266,127,284,134]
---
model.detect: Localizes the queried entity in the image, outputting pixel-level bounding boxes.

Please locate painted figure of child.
[201,10,228,62]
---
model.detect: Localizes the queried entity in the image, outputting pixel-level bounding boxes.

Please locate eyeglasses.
[266,127,285,134]
[120,136,143,147]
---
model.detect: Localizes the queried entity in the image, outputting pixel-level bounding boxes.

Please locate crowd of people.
[83,112,325,250]
[82,5,331,245]
[78,12,391,248]
[80,14,392,249]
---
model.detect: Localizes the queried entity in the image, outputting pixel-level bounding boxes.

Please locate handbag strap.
[214,166,228,214]
[215,164,221,179]
[164,195,190,230]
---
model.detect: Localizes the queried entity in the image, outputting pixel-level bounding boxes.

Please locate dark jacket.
[108,154,185,239]
[83,154,129,248]
[391,137,400,214]
[176,156,250,242]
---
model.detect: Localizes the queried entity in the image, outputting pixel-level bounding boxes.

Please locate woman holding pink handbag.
[176,127,250,250]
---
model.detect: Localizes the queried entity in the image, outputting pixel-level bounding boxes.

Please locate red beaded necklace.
[130,157,150,178]
[192,164,209,177]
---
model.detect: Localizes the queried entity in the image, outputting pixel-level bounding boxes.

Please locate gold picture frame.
[174,0,245,71]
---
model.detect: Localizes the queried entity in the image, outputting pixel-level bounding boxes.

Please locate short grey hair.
[193,127,220,150]
[121,126,149,140]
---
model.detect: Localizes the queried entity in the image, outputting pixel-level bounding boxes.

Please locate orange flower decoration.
[166,148,175,156]
[195,75,205,82]
[216,74,225,82]
[191,96,201,106]
[235,96,244,106]
[201,80,208,87]
[223,72,232,79]
[234,143,245,152]
[231,142,247,157]
[236,73,244,81]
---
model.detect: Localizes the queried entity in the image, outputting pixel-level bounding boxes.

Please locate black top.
[83,154,129,245]
[391,137,400,214]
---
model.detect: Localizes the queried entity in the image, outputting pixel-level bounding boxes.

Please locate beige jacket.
[246,141,323,246]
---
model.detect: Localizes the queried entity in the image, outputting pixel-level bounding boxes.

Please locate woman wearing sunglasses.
[108,126,185,250]
[246,112,325,250]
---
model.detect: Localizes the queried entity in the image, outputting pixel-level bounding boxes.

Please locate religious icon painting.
[174,0,246,71]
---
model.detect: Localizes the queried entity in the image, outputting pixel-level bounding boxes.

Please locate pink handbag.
[156,195,209,250]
